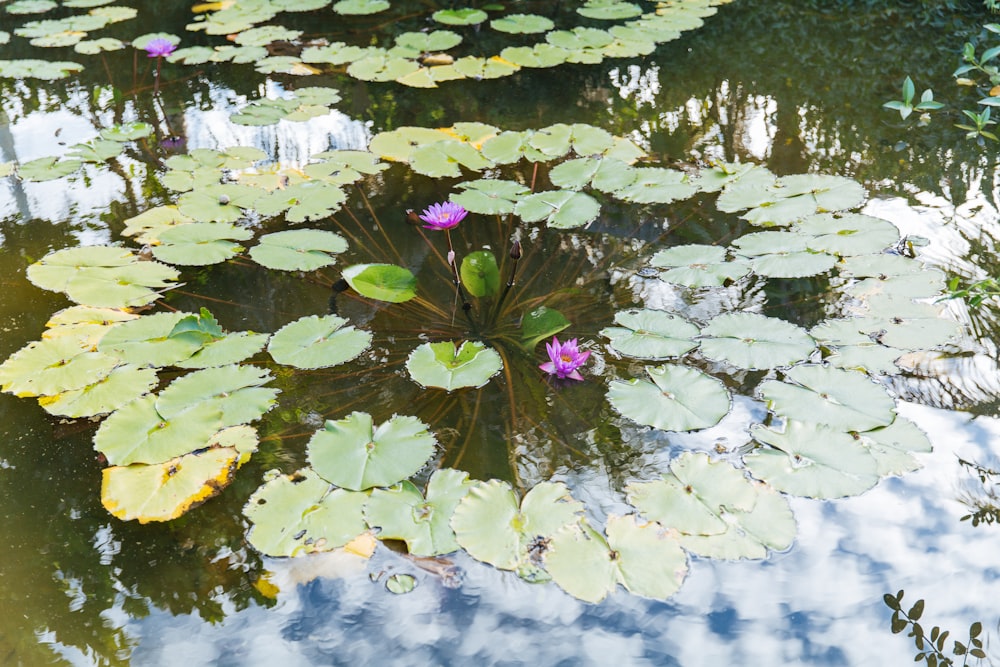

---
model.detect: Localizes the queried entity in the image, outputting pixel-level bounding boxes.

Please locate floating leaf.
[386,574,417,594]
[859,417,932,476]
[678,485,796,560]
[152,223,251,266]
[0,336,119,397]
[746,421,880,498]
[154,364,276,426]
[406,340,503,391]
[451,179,529,215]
[333,0,389,14]
[38,363,157,418]
[600,309,699,360]
[244,468,368,557]
[342,264,417,303]
[395,30,462,51]
[409,140,491,177]
[308,412,436,491]
[699,312,816,370]
[175,332,270,369]
[758,365,895,431]
[364,468,474,556]
[18,157,82,182]
[627,452,758,535]
[649,244,750,288]
[67,138,124,162]
[253,181,348,222]
[491,13,553,34]
[98,311,205,367]
[102,446,242,523]
[521,306,571,349]
[99,122,153,142]
[796,213,900,256]
[578,0,642,20]
[267,314,372,370]
[514,190,601,229]
[432,7,488,25]
[613,167,695,204]
[608,364,731,431]
[452,480,583,575]
[248,229,348,271]
[0,59,84,80]
[460,251,500,297]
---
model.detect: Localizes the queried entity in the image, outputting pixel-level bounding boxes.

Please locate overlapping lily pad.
[699,312,816,370]
[307,412,436,491]
[758,364,895,431]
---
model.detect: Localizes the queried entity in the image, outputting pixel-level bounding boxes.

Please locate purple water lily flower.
[418,202,467,231]
[540,336,590,381]
[143,38,177,58]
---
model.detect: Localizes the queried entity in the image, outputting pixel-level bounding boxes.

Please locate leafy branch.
[884,590,988,666]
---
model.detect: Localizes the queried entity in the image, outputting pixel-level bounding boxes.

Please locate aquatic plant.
[540,336,591,381]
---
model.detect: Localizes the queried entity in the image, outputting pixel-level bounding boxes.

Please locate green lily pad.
[678,484,796,560]
[649,244,750,288]
[244,468,369,557]
[154,364,276,426]
[385,573,417,594]
[599,309,699,359]
[152,223,252,266]
[613,167,695,204]
[514,190,601,229]
[627,452,758,535]
[521,307,571,350]
[498,44,569,69]
[177,183,259,223]
[253,181,348,222]
[233,25,302,45]
[406,340,503,391]
[452,56,519,80]
[342,264,417,303]
[307,412,436,491]
[333,0,389,14]
[451,479,583,576]
[0,59,84,80]
[348,54,418,82]
[364,468,474,556]
[7,0,57,14]
[18,157,82,181]
[38,363,157,418]
[607,364,731,431]
[545,516,688,603]
[174,332,270,369]
[460,251,500,297]
[432,7,488,25]
[796,213,900,256]
[746,421,881,498]
[758,365,895,431]
[248,229,348,271]
[99,122,153,142]
[395,30,462,51]
[67,138,125,162]
[102,446,243,524]
[578,0,642,20]
[451,179,529,215]
[409,140,491,177]
[0,336,119,397]
[699,312,816,370]
[858,417,932,476]
[491,13,553,34]
[267,314,372,370]
[97,311,206,367]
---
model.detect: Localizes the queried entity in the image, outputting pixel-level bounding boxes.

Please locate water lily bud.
[510,240,522,260]
[405,209,421,225]
[448,250,456,266]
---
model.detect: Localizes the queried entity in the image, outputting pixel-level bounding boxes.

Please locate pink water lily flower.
[419,202,467,231]
[540,336,590,381]
[143,38,177,58]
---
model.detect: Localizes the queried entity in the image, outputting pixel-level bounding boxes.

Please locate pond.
[2,0,1000,664]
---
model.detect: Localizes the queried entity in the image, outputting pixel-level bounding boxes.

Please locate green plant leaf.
[699,312,816,370]
[607,364,731,431]
[451,179,529,214]
[432,7,488,25]
[342,264,417,303]
[649,244,750,288]
[38,363,157,418]
[491,13,553,34]
[364,468,474,555]
[97,311,205,367]
[600,309,699,359]
[267,314,372,370]
[613,167,695,204]
[152,223,252,266]
[745,421,880,498]
[521,307,571,349]
[307,412,436,491]
[244,468,369,557]
[0,336,119,397]
[514,190,601,229]
[460,251,500,297]
[758,365,896,431]
[248,229,348,271]
[154,364,276,426]
[406,340,503,390]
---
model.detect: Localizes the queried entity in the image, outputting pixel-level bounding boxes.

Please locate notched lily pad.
[699,312,816,370]
[600,309,699,360]
[249,229,348,271]
[607,363,730,431]
[406,340,503,391]
[267,314,372,370]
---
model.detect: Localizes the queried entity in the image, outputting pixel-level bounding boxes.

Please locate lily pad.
[267,314,372,370]
[333,0,389,14]
[460,251,500,297]
[491,13,554,34]
[451,179,529,215]
[175,332,271,369]
[607,364,731,431]
[0,336,119,397]
[796,213,900,256]
[342,264,417,303]
[248,229,348,271]
[38,363,157,418]
[678,484,796,560]
[451,480,584,576]
[613,167,695,204]
[699,312,816,370]
[858,417,932,476]
[432,8,488,25]
[746,421,881,498]
[521,306,571,349]
[600,309,699,359]
[307,412,436,491]
[545,516,688,603]
[364,468,474,556]
[18,156,82,181]
[102,446,243,523]
[154,364,276,426]
[514,190,601,229]
[244,468,369,557]
[152,223,252,266]
[97,311,206,367]
[406,340,503,391]
[649,244,751,288]
[758,364,896,431]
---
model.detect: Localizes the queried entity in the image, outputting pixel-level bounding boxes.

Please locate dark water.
[2,1,1000,665]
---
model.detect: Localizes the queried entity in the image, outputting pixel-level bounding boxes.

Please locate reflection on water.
[3,0,1000,664]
